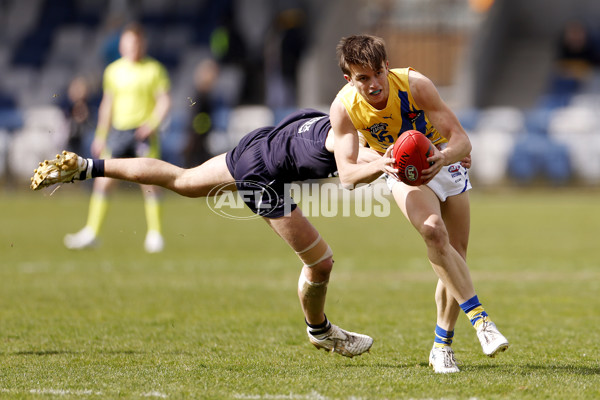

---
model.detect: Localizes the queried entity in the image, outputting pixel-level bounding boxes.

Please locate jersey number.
[368,122,394,145]
[371,130,394,144]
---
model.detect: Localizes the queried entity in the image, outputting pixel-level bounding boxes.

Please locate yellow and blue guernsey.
[103,57,170,130]
[336,67,447,154]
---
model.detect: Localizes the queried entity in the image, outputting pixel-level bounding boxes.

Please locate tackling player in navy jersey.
[31,108,374,358]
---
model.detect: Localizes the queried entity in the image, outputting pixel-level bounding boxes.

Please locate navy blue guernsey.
[262,109,337,181]
[225,108,337,218]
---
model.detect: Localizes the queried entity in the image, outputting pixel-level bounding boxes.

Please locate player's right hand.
[460,154,472,169]
[381,145,399,177]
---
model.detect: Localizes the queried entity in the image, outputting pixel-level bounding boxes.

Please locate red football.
[392,130,435,186]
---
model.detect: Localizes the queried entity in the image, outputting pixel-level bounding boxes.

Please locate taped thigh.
[295,235,333,267]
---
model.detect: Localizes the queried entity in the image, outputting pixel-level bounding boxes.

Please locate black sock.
[91,159,105,178]
[306,315,331,336]
[78,159,105,180]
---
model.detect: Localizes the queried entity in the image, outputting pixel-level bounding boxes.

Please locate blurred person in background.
[545,19,600,107]
[64,22,171,253]
[59,76,98,157]
[264,4,308,123]
[100,14,127,67]
[184,59,221,168]
[209,5,255,104]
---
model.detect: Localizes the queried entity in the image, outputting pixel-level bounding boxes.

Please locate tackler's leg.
[31,152,236,198]
[264,207,373,358]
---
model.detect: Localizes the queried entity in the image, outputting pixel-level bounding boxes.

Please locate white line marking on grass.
[234,394,479,400]
[29,389,103,396]
[1,388,168,398]
[234,391,329,399]
[141,391,168,398]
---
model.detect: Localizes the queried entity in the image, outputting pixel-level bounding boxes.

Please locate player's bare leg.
[392,184,508,360]
[434,282,460,333]
[392,183,469,373]
[419,188,466,374]
[104,153,236,197]
[427,192,468,372]
[264,210,329,324]
[32,151,236,196]
[392,184,476,302]
[438,190,471,331]
[428,281,461,373]
[264,208,373,357]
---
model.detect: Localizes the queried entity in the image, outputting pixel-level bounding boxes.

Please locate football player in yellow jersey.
[64,22,171,253]
[330,34,509,373]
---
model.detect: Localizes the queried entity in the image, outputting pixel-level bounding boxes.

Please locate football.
[392,130,435,186]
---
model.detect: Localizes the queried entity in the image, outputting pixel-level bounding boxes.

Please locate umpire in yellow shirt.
[64,22,171,253]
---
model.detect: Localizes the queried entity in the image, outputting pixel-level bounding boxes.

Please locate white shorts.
[386,162,472,202]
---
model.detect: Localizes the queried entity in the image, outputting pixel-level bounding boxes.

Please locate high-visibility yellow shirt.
[103,56,170,130]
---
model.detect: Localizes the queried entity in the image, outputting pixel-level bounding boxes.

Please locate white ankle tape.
[86,158,93,179]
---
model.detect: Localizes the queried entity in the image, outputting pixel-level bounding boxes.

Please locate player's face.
[119,31,146,62]
[344,61,389,109]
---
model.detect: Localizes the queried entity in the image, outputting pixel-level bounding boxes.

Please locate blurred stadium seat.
[226,105,274,145]
[9,105,66,179]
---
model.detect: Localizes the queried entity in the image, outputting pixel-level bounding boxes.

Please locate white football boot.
[476,318,509,357]
[30,151,87,190]
[144,230,164,253]
[307,323,373,358]
[429,345,460,373]
[64,226,98,250]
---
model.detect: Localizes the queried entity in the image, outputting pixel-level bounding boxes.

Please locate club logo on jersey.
[298,116,326,133]
[367,122,393,144]
[405,110,422,123]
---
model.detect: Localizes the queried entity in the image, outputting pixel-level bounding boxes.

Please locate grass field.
[1,184,599,399]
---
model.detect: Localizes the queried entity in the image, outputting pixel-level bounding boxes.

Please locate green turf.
[1,185,599,399]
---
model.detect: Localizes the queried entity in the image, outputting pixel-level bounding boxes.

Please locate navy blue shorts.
[225,127,297,219]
